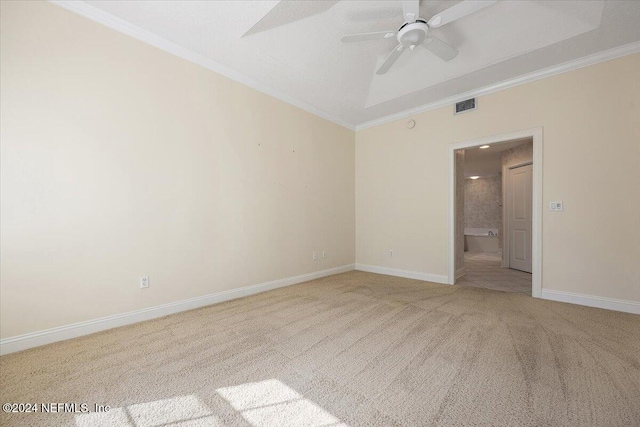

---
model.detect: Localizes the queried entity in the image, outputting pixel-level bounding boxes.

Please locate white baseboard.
[541,289,640,315]
[355,263,449,284]
[455,267,466,280]
[0,264,355,356]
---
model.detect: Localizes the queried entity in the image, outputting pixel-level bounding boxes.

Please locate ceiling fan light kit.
[341,0,497,75]
[397,20,429,48]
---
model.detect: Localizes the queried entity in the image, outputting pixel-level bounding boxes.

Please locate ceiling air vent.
[455,98,476,115]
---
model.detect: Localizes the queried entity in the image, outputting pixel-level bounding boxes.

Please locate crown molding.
[46,1,640,133]
[48,0,357,131]
[355,41,640,131]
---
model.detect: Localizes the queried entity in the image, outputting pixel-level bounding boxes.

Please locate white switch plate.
[549,201,563,211]
[390,249,394,257]
[140,276,149,288]
[322,251,327,259]
[312,252,318,261]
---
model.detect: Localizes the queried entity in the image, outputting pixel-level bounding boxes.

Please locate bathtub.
[464,228,500,253]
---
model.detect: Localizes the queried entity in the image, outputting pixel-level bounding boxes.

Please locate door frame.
[448,127,543,298]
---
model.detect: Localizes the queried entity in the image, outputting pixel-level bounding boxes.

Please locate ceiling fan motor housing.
[397,21,429,49]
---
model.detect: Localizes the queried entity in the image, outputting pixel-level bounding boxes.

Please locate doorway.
[448,128,542,298]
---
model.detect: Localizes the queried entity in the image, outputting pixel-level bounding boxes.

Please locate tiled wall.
[464,175,503,231]
[503,141,533,169]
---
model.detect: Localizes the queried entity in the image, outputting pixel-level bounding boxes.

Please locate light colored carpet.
[1,271,639,427]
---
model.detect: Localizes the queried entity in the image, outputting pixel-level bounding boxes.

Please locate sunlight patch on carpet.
[75,394,220,427]
[217,379,347,427]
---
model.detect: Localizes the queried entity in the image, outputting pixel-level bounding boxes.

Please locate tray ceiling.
[63,1,640,128]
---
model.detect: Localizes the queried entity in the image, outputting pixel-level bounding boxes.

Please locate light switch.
[549,201,563,211]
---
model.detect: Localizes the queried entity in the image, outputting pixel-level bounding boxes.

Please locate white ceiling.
[62,1,640,128]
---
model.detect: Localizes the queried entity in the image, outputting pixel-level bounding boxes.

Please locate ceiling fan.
[341,0,497,75]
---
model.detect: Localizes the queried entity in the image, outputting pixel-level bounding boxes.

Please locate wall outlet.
[140,276,149,289]
[549,201,564,211]
[312,252,318,261]
[322,251,327,259]
[390,249,394,257]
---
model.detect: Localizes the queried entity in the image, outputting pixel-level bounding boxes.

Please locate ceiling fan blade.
[427,0,497,28]
[423,36,458,61]
[401,0,421,22]
[242,1,339,37]
[341,31,397,43]
[376,45,404,75]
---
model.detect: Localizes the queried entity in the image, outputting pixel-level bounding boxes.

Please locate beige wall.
[356,53,640,303]
[0,1,355,338]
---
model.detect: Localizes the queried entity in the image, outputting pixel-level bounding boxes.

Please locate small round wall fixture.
[407,119,416,129]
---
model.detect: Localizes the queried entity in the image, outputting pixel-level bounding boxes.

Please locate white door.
[507,164,532,273]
